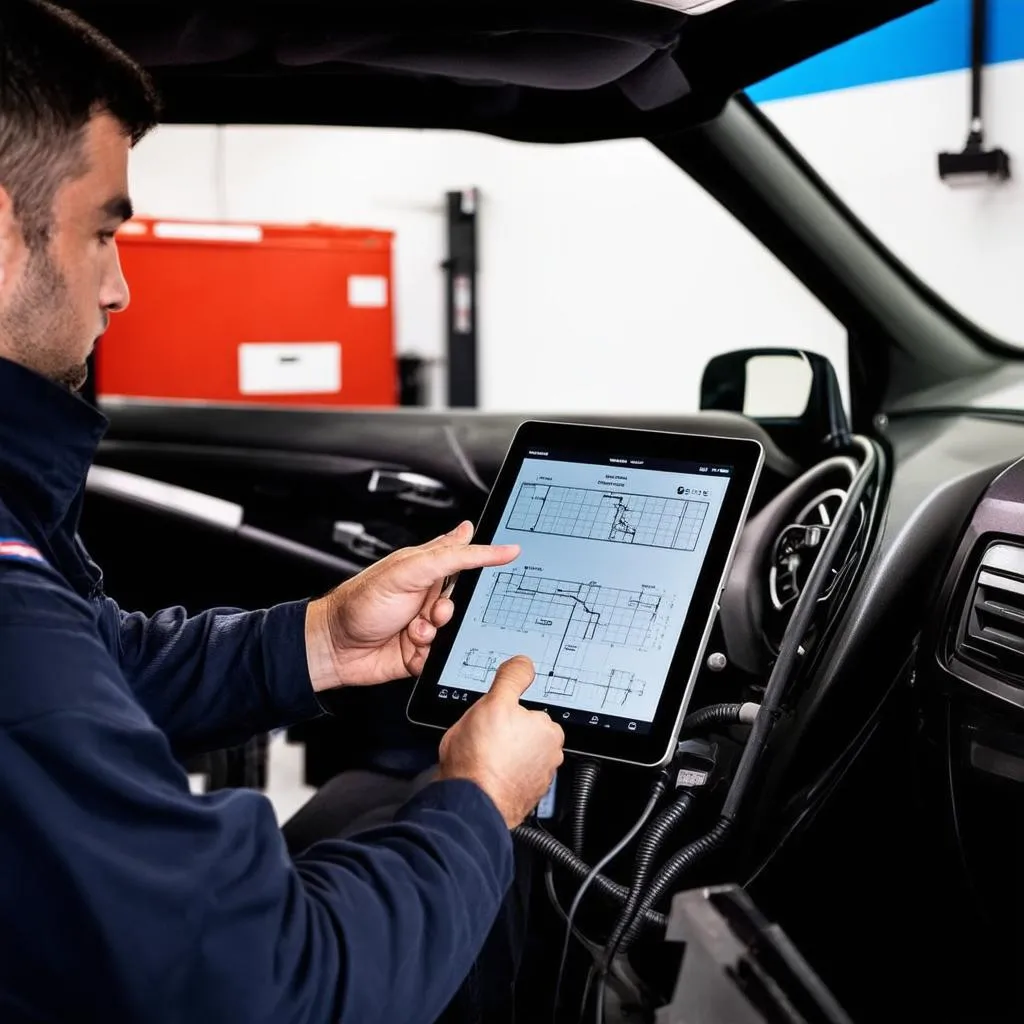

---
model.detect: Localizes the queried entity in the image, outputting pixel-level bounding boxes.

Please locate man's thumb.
[487,655,536,701]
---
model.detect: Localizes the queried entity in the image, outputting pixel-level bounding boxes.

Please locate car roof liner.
[69,0,934,140]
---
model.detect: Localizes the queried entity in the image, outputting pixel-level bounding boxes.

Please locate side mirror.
[700,348,849,459]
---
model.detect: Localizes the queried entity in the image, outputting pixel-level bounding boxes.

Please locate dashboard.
[709,409,1024,1021]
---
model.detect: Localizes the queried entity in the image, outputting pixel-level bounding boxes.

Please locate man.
[0,3,565,1022]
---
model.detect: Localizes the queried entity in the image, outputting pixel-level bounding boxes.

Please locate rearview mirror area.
[700,347,850,460]
[742,353,814,419]
[700,349,814,417]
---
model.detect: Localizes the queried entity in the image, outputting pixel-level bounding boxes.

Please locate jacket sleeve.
[0,565,514,1024]
[95,594,323,756]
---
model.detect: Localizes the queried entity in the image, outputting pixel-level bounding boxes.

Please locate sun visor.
[89,5,700,110]
[272,5,693,106]
[276,33,672,91]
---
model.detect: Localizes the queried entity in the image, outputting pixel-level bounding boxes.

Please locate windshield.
[750,0,1023,347]
[119,126,846,415]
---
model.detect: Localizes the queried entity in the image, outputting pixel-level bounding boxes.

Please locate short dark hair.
[0,0,160,247]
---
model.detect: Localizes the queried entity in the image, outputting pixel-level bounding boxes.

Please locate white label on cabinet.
[348,275,389,308]
[238,342,342,395]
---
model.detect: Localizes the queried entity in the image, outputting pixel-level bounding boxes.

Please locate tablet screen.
[408,421,763,767]
[441,450,731,734]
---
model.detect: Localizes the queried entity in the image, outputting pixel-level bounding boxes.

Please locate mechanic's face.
[0,113,132,392]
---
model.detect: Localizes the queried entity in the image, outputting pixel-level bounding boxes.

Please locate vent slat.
[960,552,1024,681]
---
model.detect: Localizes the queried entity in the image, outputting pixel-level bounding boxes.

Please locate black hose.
[570,760,601,856]
[617,817,732,954]
[602,790,696,965]
[512,825,667,929]
[680,703,746,735]
[634,792,696,884]
[721,437,877,823]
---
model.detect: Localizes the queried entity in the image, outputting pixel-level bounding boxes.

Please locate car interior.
[63,1,1024,1021]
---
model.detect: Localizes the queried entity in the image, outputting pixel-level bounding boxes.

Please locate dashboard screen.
[433,448,732,735]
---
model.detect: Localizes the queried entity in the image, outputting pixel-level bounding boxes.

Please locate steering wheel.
[719,455,863,676]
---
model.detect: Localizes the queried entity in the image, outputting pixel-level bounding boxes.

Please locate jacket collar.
[0,356,108,532]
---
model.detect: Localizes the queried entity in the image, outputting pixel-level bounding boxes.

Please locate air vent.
[958,543,1024,682]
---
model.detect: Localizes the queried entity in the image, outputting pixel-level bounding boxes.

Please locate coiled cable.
[616,816,732,954]
[592,817,732,1023]
[680,702,759,736]
[512,825,667,929]
[551,775,669,1021]
[600,789,697,970]
[570,760,601,856]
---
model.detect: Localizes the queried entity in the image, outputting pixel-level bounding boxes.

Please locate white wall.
[765,60,1024,346]
[128,124,846,413]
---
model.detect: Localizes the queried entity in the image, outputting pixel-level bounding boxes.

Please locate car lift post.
[443,188,479,407]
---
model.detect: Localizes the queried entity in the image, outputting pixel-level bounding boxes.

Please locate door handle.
[367,469,455,509]
[332,521,395,561]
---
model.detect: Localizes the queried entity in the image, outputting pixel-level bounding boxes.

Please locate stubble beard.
[0,243,89,392]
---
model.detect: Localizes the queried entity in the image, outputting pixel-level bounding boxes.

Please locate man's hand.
[305,521,519,691]
[437,656,565,828]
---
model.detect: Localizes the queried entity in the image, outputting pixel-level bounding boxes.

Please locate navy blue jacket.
[0,356,513,1023]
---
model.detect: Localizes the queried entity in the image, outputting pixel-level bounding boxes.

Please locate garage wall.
[126,0,1022,413]
[750,0,1024,348]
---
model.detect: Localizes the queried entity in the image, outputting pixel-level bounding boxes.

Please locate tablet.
[407,421,764,768]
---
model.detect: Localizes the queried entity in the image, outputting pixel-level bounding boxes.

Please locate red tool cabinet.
[95,217,396,407]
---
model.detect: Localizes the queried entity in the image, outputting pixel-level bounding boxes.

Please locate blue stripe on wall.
[748,0,1024,104]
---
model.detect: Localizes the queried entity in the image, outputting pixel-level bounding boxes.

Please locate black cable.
[595,723,730,967]
[570,760,601,856]
[743,649,912,888]
[722,437,876,823]
[513,825,667,928]
[577,963,596,1024]
[616,816,732,954]
[600,789,696,969]
[680,702,748,735]
[594,973,607,1024]
[545,865,604,954]
[551,776,668,1022]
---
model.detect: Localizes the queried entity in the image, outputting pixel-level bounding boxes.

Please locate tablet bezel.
[406,420,764,768]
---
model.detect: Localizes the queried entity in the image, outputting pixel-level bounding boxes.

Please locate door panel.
[94,441,464,563]
[94,403,794,565]
[80,472,359,615]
